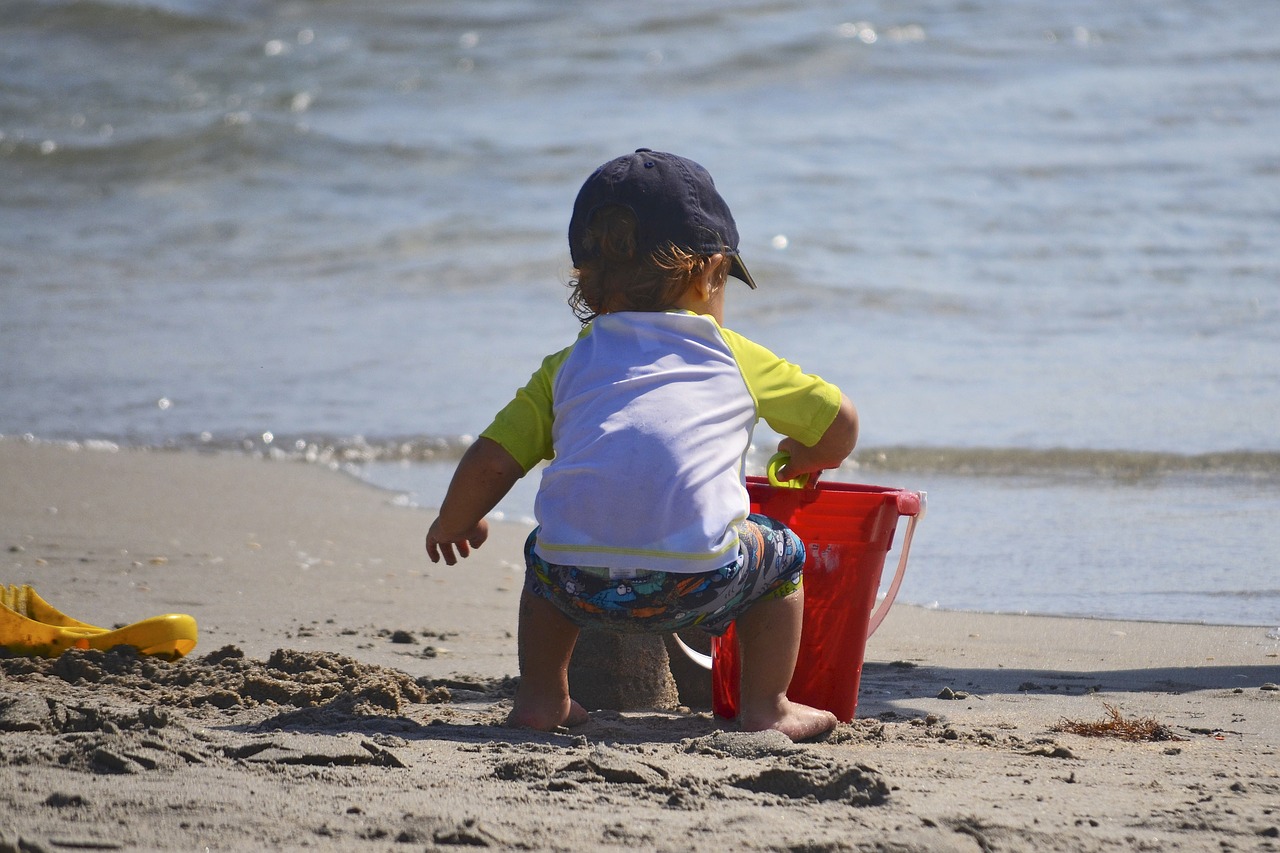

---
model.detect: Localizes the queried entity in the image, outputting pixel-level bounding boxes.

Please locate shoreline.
[10,435,1277,631]
[2,439,1278,851]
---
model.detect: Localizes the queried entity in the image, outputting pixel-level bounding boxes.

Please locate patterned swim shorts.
[524,514,804,636]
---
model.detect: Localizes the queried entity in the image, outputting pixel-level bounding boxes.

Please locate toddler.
[425,149,858,741]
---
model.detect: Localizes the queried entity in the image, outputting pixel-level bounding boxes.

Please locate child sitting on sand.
[425,149,858,742]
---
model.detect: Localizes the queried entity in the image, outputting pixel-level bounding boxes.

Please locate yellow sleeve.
[718,326,842,447]
[479,344,574,473]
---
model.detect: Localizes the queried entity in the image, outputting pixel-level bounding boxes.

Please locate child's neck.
[671,284,725,325]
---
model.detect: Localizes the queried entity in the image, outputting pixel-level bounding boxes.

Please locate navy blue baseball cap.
[569,148,757,289]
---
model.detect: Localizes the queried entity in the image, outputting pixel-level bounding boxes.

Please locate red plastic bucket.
[709,476,925,722]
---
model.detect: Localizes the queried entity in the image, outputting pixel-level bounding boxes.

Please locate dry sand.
[2,438,1278,852]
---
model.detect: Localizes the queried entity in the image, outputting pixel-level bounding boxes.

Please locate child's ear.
[713,253,730,288]
[693,253,727,298]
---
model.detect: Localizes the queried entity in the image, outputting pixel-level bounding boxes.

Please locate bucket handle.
[672,489,927,671]
[672,631,714,670]
[865,490,925,636]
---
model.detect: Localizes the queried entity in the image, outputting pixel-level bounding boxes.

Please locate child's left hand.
[425,518,490,565]
[774,394,859,482]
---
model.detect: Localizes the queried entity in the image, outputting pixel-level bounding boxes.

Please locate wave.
[16,433,1280,483]
[851,446,1280,482]
[0,114,437,184]
[6,0,244,36]
[1181,588,1280,600]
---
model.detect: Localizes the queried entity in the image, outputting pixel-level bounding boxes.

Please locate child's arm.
[425,437,525,565]
[774,393,859,483]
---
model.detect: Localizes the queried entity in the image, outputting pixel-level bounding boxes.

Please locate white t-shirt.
[481,311,841,573]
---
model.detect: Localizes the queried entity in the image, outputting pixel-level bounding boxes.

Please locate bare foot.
[739,698,838,742]
[505,695,590,731]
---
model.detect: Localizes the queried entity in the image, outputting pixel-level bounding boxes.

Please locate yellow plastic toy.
[0,584,197,661]
[766,451,810,489]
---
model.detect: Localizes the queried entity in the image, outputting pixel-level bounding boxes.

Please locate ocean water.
[2,0,1278,628]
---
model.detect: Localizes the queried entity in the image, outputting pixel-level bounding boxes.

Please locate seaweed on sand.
[1053,703,1185,743]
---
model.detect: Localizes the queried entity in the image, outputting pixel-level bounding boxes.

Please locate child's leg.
[507,588,590,730]
[734,585,837,741]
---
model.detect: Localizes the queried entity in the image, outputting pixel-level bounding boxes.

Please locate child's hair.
[568,204,729,324]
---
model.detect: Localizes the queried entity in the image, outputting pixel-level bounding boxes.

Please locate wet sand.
[2,439,1278,851]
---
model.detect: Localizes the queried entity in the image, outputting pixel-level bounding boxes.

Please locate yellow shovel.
[0,584,197,660]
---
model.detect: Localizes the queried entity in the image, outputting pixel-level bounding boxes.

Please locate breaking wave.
[14,433,1280,484]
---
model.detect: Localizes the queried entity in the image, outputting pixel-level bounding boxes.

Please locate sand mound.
[1,645,445,714]
[0,645,455,776]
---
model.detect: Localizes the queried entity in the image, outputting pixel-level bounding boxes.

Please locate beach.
[5,0,1279,627]
[5,1,1278,847]
[2,440,1278,852]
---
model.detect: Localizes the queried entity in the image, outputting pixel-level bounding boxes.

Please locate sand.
[2,438,1278,852]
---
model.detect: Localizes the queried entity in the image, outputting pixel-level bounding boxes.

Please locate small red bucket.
[708,473,925,722]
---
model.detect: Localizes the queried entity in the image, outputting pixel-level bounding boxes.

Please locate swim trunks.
[524,514,804,636]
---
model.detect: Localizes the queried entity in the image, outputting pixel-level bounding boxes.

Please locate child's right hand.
[425,518,490,565]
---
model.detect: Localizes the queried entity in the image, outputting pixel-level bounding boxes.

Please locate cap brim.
[729,255,757,289]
